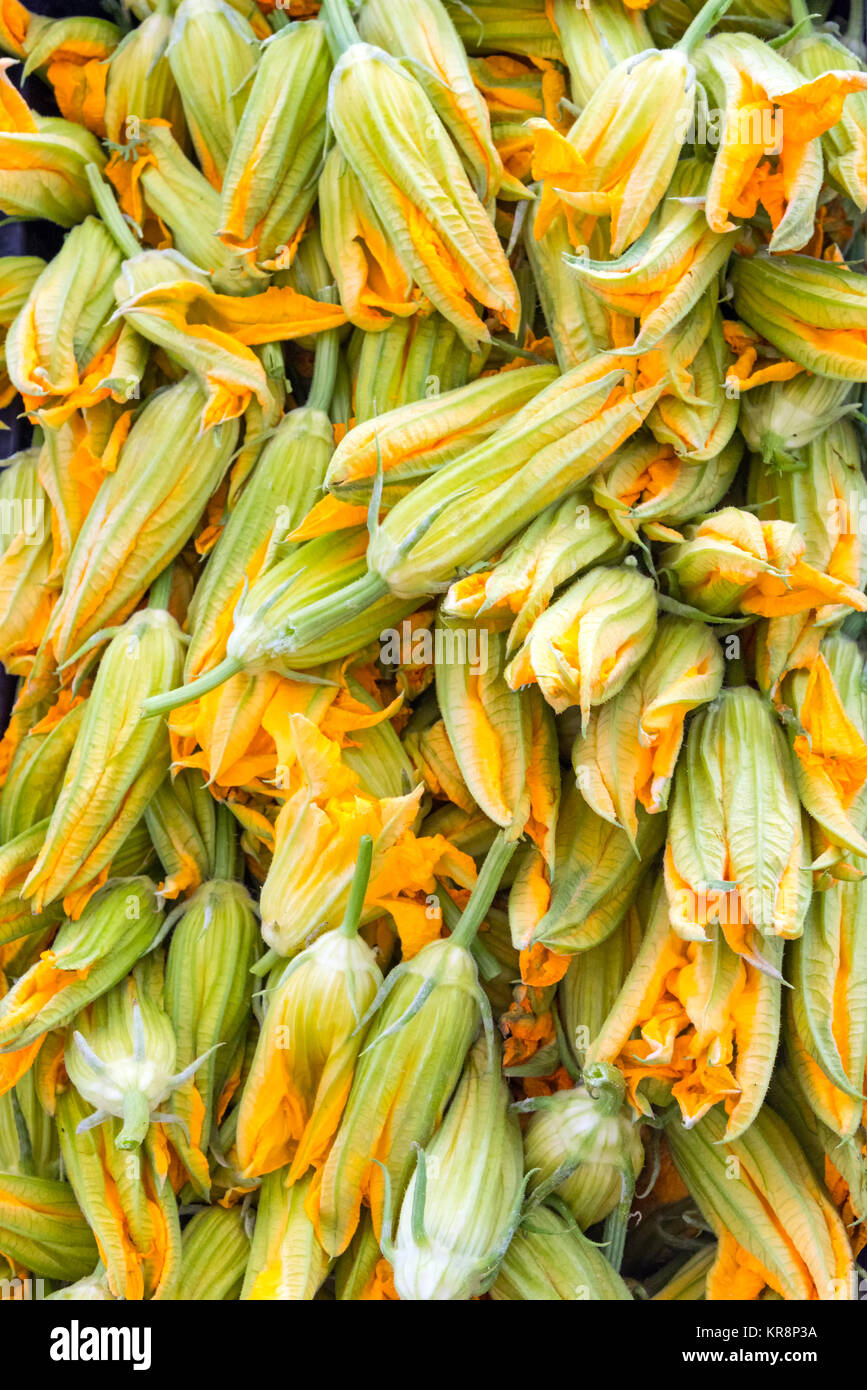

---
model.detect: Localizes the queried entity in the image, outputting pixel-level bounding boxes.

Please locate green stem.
[85,164,141,260]
[450,831,519,952]
[676,0,735,52]
[321,0,359,59]
[788,0,812,24]
[212,803,238,882]
[141,653,243,719]
[847,0,864,43]
[490,337,551,365]
[583,1061,627,1117]
[306,327,341,414]
[513,262,536,353]
[10,1091,34,1177]
[410,1145,428,1243]
[602,1196,631,1275]
[260,341,287,388]
[285,569,389,652]
[250,946,281,979]
[339,835,373,938]
[117,1090,150,1150]
[329,353,352,431]
[148,560,174,613]
[436,886,462,932]
[440,883,502,977]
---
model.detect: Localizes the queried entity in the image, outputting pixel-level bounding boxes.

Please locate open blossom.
[259,713,476,958]
[588,880,785,1139]
[660,507,867,619]
[505,564,657,723]
[574,615,723,841]
[694,32,867,252]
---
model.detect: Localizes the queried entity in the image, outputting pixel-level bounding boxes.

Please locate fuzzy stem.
[450,831,519,952]
[583,1061,627,1117]
[329,353,352,430]
[85,164,141,260]
[489,337,551,365]
[410,1144,428,1244]
[148,560,174,613]
[321,0,359,59]
[602,1196,631,1275]
[339,835,373,938]
[284,569,389,653]
[373,1158,396,1263]
[848,0,864,43]
[10,1090,34,1177]
[117,1090,150,1150]
[212,803,238,882]
[676,0,735,52]
[250,947,281,980]
[306,326,341,414]
[141,653,243,719]
[513,261,536,353]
